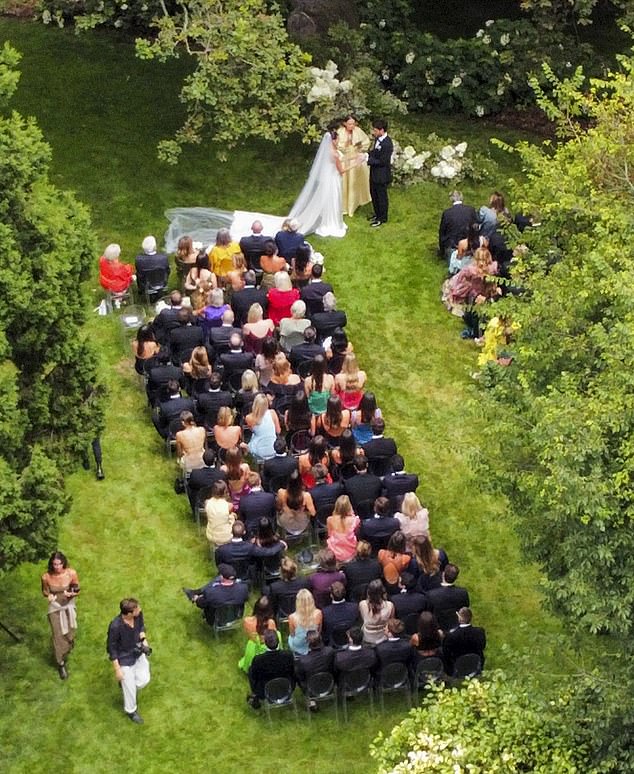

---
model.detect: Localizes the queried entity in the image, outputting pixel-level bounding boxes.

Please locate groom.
[367,119,393,228]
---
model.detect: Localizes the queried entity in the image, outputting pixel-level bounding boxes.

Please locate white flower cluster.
[393,139,470,184]
[405,51,416,65]
[306,61,352,104]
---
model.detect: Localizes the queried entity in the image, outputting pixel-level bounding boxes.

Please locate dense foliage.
[0,43,102,575]
[370,674,582,773]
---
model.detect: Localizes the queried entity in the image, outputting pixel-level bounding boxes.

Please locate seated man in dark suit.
[195,372,233,428]
[218,332,255,386]
[168,308,204,365]
[344,455,383,518]
[362,418,398,477]
[442,606,486,675]
[309,463,344,532]
[152,290,184,346]
[342,540,382,601]
[146,362,183,406]
[375,618,418,679]
[295,631,335,700]
[261,438,298,493]
[358,497,400,553]
[311,292,347,343]
[390,572,427,623]
[238,471,276,536]
[247,629,295,709]
[239,221,272,274]
[266,556,308,617]
[334,626,377,679]
[438,190,478,259]
[214,521,257,581]
[424,564,470,632]
[152,379,195,439]
[231,270,268,325]
[135,234,170,298]
[321,582,359,647]
[187,449,226,510]
[289,326,325,371]
[209,309,240,355]
[300,263,334,316]
[182,563,249,627]
[382,454,419,513]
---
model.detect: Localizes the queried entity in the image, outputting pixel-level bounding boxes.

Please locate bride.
[165,130,347,251]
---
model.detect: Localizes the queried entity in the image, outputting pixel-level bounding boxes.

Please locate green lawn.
[0,18,582,774]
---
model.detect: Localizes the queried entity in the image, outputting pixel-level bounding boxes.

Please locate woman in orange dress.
[41,551,80,679]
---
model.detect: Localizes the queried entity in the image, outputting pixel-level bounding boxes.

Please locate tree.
[135,0,314,163]
[370,675,583,773]
[0,43,103,576]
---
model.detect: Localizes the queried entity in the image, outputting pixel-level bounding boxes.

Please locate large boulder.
[287,0,358,40]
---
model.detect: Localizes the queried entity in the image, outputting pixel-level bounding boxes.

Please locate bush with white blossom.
[391,134,490,186]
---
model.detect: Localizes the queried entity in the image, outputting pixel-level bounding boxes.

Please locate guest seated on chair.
[213,406,242,451]
[152,379,195,439]
[238,595,281,674]
[196,372,233,429]
[319,395,351,446]
[289,326,325,371]
[266,556,308,617]
[276,469,315,537]
[208,228,241,283]
[182,563,249,627]
[375,618,418,679]
[334,353,366,411]
[168,308,204,365]
[362,417,398,475]
[218,332,255,386]
[185,250,217,294]
[132,324,162,376]
[231,270,268,326]
[260,240,289,292]
[423,564,470,632]
[343,540,382,601]
[175,410,206,473]
[300,263,333,316]
[279,300,311,353]
[197,288,231,336]
[288,589,322,657]
[152,290,184,346]
[209,308,241,355]
[295,631,335,696]
[442,606,486,675]
[284,390,316,439]
[345,456,383,518]
[390,571,427,622]
[321,581,359,647]
[378,531,412,592]
[359,579,394,646]
[239,220,271,273]
[267,271,300,327]
[275,217,305,262]
[215,520,257,571]
[242,303,275,355]
[204,480,235,550]
[382,454,419,512]
[395,492,429,545]
[238,471,276,536]
[410,535,448,593]
[312,292,347,342]
[220,446,251,510]
[308,549,346,610]
[410,610,443,658]
[99,243,134,296]
[247,629,295,709]
[182,345,212,397]
[188,449,226,511]
[245,393,281,463]
[290,243,314,288]
[261,437,298,493]
[351,391,382,446]
[304,354,335,417]
[334,625,377,677]
[135,235,169,297]
[326,494,360,564]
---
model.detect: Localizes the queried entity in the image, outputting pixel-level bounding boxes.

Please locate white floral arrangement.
[305,61,352,105]
[392,136,473,185]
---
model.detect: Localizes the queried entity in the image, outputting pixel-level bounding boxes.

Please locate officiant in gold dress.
[336,115,372,216]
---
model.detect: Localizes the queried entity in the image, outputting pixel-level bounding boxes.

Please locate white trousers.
[120,654,151,714]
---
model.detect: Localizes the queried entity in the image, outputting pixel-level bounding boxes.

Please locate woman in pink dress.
[326,495,360,563]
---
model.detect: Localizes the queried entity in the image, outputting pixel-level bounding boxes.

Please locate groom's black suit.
[368,134,393,223]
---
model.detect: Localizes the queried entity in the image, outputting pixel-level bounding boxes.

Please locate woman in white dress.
[289,130,347,238]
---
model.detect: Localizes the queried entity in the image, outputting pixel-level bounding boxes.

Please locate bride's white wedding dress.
[164,133,346,252]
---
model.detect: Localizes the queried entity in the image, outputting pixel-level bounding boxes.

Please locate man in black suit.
[362,418,398,477]
[309,463,344,532]
[321,582,359,647]
[344,455,383,517]
[334,626,377,678]
[390,572,427,622]
[239,221,272,274]
[300,264,333,316]
[442,607,486,674]
[182,563,249,627]
[146,362,183,406]
[247,630,295,709]
[195,372,233,428]
[238,472,276,535]
[218,332,254,385]
[367,118,393,227]
[187,450,226,510]
[382,454,419,513]
[135,235,170,297]
[266,556,308,617]
[289,326,325,371]
[438,190,477,259]
[311,292,347,343]
[168,308,204,364]
[295,632,335,699]
[209,309,241,355]
[261,438,298,493]
[214,521,257,580]
[342,541,382,600]
[231,270,268,325]
[358,497,400,553]
[152,379,195,438]
[424,564,470,632]
[375,618,418,679]
[152,290,183,345]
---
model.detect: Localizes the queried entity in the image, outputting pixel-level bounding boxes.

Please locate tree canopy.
[0,42,103,575]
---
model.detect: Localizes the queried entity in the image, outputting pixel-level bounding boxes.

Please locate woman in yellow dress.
[336,115,371,216]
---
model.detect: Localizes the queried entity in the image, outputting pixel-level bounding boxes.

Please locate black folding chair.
[264,677,298,723]
[139,266,170,305]
[413,657,445,702]
[212,604,244,638]
[452,653,482,681]
[305,672,338,721]
[377,662,412,710]
[339,667,374,722]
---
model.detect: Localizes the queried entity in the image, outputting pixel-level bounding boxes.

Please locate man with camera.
[107,598,152,724]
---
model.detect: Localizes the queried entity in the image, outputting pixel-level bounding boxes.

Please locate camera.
[134,640,153,657]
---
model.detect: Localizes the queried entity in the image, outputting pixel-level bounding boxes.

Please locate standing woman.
[336,115,372,216]
[41,551,80,679]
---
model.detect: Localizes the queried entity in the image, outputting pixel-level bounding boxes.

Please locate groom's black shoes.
[371,220,384,228]
[367,213,378,221]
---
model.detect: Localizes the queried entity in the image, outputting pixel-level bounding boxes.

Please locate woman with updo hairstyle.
[327,327,352,375]
[267,271,300,327]
[269,352,301,416]
[213,405,242,450]
[359,579,394,645]
[41,551,80,679]
[243,302,275,355]
[225,251,247,294]
[276,468,315,536]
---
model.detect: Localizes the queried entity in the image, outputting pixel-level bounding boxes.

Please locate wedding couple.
[164,118,393,251]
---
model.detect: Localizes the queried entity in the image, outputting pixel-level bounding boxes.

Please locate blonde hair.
[294,588,317,628]
[272,353,291,380]
[401,492,422,520]
[274,271,292,291]
[247,303,263,323]
[341,352,360,391]
[216,406,234,427]
[233,252,246,271]
[332,494,353,527]
[250,393,269,425]
[474,247,493,271]
[241,369,259,391]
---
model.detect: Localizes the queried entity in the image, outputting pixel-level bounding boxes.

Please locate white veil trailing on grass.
[164,132,346,250]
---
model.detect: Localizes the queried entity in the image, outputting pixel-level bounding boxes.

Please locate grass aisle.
[1,19,572,774]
